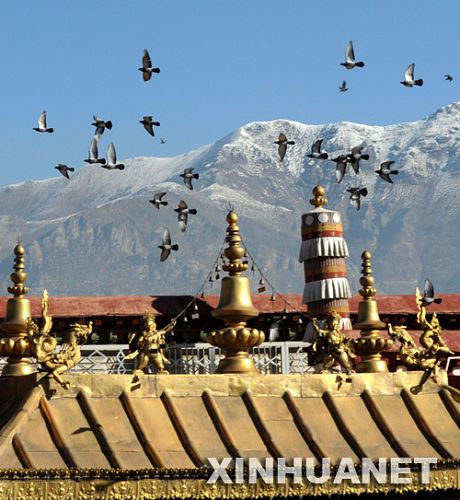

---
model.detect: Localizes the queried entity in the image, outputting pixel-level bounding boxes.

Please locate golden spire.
[0,244,34,376]
[352,251,392,372]
[309,185,328,208]
[7,244,29,297]
[207,210,265,373]
[222,211,247,276]
[358,250,376,300]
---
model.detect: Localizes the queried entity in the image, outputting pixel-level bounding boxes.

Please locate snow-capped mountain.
[1,102,460,296]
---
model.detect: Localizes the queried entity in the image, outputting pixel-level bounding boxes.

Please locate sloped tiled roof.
[1,372,459,470]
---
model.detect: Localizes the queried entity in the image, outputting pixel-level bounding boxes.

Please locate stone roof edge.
[35,371,447,399]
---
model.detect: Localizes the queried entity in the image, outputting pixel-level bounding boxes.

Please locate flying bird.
[445,74,453,82]
[348,146,369,174]
[340,41,364,69]
[84,139,106,165]
[33,111,54,133]
[102,143,125,170]
[274,133,295,162]
[160,138,166,144]
[401,63,423,87]
[346,187,368,211]
[332,155,349,184]
[174,200,197,232]
[421,278,442,305]
[140,116,160,136]
[149,192,168,209]
[92,115,112,141]
[375,161,399,184]
[339,81,348,92]
[180,168,199,190]
[139,49,160,81]
[307,139,328,160]
[55,164,74,179]
[159,228,178,262]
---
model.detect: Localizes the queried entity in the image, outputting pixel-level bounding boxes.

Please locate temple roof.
[1,371,459,471]
[0,294,459,318]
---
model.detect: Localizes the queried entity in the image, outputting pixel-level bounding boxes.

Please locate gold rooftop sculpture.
[207,210,265,373]
[126,312,176,374]
[352,250,392,372]
[387,287,453,378]
[0,244,35,376]
[309,311,356,374]
[0,244,93,387]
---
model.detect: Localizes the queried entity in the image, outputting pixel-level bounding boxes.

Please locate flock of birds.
[274,40,454,212]
[31,42,454,260]
[274,133,399,211]
[33,49,200,262]
[34,50,168,178]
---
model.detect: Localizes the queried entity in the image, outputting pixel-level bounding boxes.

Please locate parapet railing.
[0,342,314,374]
[60,342,314,375]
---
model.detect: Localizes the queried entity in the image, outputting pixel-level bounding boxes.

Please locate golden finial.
[352,249,391,373]
[310,185,328,208]
[0,244,33,376]
[223,210,248,276]
[7,244,29,298]
[358,250,376,299]
[208,210,264,373]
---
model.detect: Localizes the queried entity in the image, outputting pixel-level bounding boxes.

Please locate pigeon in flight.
[421,278,442,305]
[102,143,125,170]
[348,146,369,174]
[160,138,166,144]
[445,74,453,82]
[307,139,328,160]
[347,187,368,211]
[84,139,106,165]
[55,164,74,179]
[33,111,54,133]
[339,81,348,92]
[401,63,423,87]
[340,41,365,69]
[332,155,349,184]
[149,192,168,209]
[180,168,199,190]
[159,228,178,262]
[139,49,160,81]
[375,161,399,184]
[140,116,160,136]
[274,133,295,162]
[175,200,197,232]
[92,115,112,141]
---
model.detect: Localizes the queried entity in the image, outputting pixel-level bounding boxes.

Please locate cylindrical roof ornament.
[299,186,352,329]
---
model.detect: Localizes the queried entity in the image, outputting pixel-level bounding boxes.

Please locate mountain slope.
[1,102,460,296]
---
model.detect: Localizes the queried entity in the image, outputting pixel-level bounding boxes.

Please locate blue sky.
[1,1,459,185]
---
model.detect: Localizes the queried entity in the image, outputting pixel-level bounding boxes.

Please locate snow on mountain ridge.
[0,102,460,295]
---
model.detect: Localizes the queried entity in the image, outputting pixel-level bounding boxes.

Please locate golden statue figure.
[126,313,176,374]
[416,287,453,360]
[387,288,453,379]
[40,289,53,335]
[309,312,355,374]
[28,318,93,389]
[387,324,432,370]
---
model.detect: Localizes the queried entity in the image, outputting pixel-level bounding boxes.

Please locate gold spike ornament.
[352,251,392,372]
[0,244,34,375]
[207,211,265,373]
